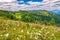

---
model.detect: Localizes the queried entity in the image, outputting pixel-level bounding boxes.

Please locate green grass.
[0,10,60,40]
[0,17,60,40]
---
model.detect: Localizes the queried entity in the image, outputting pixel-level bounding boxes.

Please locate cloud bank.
[0,0,15,2]
[0,0,60,11]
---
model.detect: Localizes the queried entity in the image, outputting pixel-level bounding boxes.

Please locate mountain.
[50,10,60,14]
[0,10,60,40]
[0,10,60,26]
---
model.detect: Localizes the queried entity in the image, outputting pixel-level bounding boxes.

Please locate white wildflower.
[44,37,46,39]
[14,28,16,30]
[34,36,38,40]
[21,30,23,33]
[4,33,9,37]
[51,33,55,36]
[39,30,42,33]
[33,28,35,30]
[46,31,50,34]
[17,24,19,27]
[17,37,19,40]
[19,35,22,37]
[38,33,41,35]
[30,35,33,38]
[30,32,33,34]
[41,27,45,30]
[27,31,29,34]
[0,35,3,37]
[35,32,39,35]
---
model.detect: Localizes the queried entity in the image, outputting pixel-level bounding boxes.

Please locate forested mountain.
[0,10,60,26]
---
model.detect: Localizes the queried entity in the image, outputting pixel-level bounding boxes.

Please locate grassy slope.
[0,17,60,40]
[0,10,60,40]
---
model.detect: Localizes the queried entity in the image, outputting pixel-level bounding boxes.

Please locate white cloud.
[0,0,16,2]
[27,1,41,6]
[0,0,60,11]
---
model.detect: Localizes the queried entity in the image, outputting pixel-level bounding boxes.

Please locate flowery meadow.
[0,17,60,40]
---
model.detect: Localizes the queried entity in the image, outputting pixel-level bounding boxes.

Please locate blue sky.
[17,0,42,2]
[17,0,43,4]
[0,0,60,14]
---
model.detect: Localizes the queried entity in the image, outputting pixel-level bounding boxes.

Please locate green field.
[0,10,60,40]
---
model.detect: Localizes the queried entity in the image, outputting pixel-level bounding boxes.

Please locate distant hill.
[0,10,60,26]
[51,10,60,14]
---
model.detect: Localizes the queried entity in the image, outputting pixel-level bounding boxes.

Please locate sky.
[0,0,60,13]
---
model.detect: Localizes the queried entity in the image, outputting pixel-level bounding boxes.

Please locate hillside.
[0,10,60,40]
[0,10,60,26]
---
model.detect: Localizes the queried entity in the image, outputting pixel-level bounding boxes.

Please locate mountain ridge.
[0,10,60,26]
